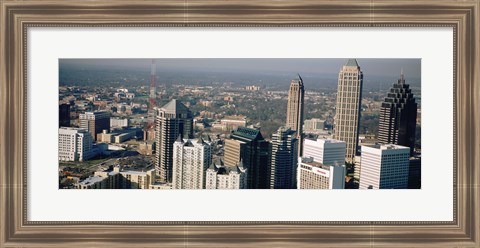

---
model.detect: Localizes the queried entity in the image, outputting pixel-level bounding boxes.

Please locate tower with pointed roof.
[155,99,194,183]
[285,74,305,157]
[378,71,418,155]
[334,59,363,164]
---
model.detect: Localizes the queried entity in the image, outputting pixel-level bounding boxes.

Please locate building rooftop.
[222,115,247,121]
[294,73,303,85]
[78,176,106,185]
[345,59,360,67]
[232,126,262,140]
[59,127,89,133]
[363,144,410,150]
[160,99,190,114]
[300,157,333,171]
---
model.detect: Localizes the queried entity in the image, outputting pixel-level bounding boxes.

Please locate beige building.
[286,74,305,157]
[297,157,346,189]
[304,118,325,132]
[138,141,155,155]
[220,115,247,131]
[79,111,110,141]
[334,59,363,164]
[76,166,155,189]
[223,138,246,168]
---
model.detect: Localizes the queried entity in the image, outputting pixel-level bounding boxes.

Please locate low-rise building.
[58,127,94,162]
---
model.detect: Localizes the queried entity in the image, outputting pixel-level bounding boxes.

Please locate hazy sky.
[60,58,421,79]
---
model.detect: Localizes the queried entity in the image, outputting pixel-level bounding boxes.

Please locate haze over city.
[58,58,421,190]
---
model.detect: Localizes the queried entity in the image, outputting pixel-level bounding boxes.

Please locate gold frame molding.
[1,0,479,247]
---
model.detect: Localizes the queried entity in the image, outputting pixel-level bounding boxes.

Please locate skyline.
[60,58,421,80]
[59,58,421,190]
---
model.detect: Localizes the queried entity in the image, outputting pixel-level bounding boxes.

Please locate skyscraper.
[223,127,270,189]
[79,111,110,141]
[155,99,193,183]
[378,72,418,155]
[285,74,305,157]
[359,144,410,189]
[172,137,211,189]
[334,59,363,164]
[269,127,298,189]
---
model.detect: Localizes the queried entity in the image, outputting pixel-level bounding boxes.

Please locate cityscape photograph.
[58,58,421,190]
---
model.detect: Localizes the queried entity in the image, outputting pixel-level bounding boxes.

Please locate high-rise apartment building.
[269,127,298,189]
[172,137,212,189]
[297,157,345,189]
[286,74,305,157]
[79,111,110,141]
[378,72,418,155]
[359,144,410,189]
[223,127,270,189]
[303,138,346,166]
[155,99,193,183]
[205,160,248,189]
[334,59,363,164]
[58,127,93,161]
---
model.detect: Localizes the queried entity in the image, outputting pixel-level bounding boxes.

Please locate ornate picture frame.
[1,0,478,247]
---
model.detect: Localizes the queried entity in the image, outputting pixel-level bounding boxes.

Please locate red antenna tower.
[149,59,156,110]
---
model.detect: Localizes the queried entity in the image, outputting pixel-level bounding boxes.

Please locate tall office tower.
[285,74,305,157]
[297,157,346,189]
[223,127,270,189]
[172,137,212,189]
[79,111,110,141]
[269,127,298,189]
[334,59,363,164]
[58,127,93,161]
[359,144,410,189]
[378,71,418,155]
[303,138,346,166]
[205,160,248,189]
[155,99,193,183]
[59,103,70,127]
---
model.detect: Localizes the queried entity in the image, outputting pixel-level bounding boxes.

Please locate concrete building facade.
[334,59,363,164]
[359,144,410,189]
[172,137,212,189]
[297,157,346,189]
[285,74,305,157]
[58,127,94,161]
[303,138,346,166]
